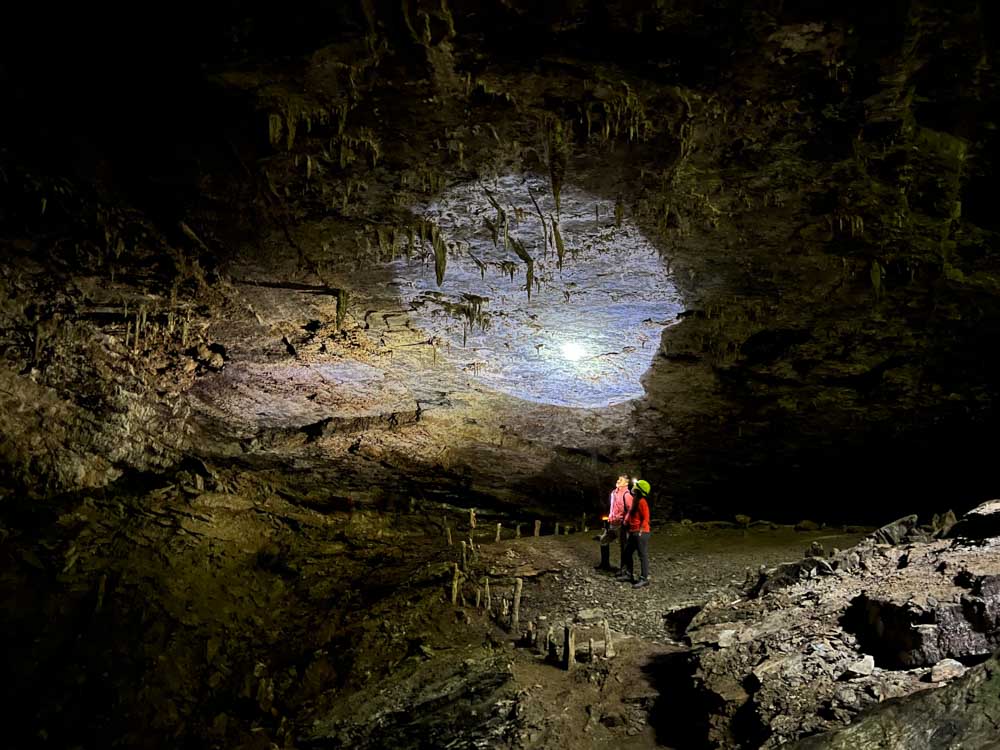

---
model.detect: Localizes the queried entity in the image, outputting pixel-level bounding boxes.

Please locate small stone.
[833,685,859,707]
[930,658,966,683]
[717,629,737,648]
[576,608,603,624]
[845,654,875,677]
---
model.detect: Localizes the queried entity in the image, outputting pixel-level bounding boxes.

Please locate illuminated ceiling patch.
[391,174,682,408]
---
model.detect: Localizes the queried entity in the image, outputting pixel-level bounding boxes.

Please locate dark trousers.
[624,531,651,581]
[617,525,628,571]
[599,525,628,569]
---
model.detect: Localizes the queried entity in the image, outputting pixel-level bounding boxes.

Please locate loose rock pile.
[678,502,1000,748]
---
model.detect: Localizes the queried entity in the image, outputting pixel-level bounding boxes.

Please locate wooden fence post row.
[444,513,597,546]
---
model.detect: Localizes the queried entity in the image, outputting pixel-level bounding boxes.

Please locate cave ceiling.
[1,0,999,519]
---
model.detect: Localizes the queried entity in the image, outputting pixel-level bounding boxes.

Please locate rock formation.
[676,501,1000,748]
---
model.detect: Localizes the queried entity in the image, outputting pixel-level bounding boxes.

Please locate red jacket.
[626,497,650,533]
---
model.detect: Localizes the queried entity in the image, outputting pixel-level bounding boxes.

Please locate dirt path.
[502,523,868,642]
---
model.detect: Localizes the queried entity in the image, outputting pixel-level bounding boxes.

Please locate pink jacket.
[608,487,633,525]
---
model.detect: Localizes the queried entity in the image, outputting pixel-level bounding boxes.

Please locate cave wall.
[1,0,999,521]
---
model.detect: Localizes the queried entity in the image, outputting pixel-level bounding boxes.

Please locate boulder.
[842,589,1000,669]
[929,658,966,683]
[868,514,918,545]
[946,500,1000,541]
[748,556,836,597]
[932,510,958,537]
[844,655,875,678]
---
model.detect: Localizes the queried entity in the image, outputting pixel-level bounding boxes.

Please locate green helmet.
[633,479,650,496]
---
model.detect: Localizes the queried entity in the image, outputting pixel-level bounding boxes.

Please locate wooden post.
[446,524,452,546]
[469,508,477,529]
[603,619,615,658]
[475,587,482,608]
[534,520,541,537]
[460,541,467,570]
[564,525,571,535]
[451,564,460,605]
[547,627,557,660]
[554,522,560,536]
[484,578,492,612]
[468,537,475,560]
[515,523,522,539]
[563,626,576,670]
[581,513,587,533]
[495,523,502,543]
[512,577,523,632]
[526,621,535,647]
[589,638,595,662]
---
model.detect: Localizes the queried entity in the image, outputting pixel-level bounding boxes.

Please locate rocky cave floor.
[285,512,873,750]
[318,504,1000,750]
[2,451,1000,749]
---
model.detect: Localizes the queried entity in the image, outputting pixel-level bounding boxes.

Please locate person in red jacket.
[616,479,651,588]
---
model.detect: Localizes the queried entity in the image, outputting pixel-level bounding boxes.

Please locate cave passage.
[391,173,682,407]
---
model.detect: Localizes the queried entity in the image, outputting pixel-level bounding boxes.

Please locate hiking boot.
[615,573,634,583]
[632,578,650,589]
[594,563,613,571]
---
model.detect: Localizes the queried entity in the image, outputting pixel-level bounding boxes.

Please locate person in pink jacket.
[596,474,633,573]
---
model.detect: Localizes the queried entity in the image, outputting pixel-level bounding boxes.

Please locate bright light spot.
[560,342,588,361]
